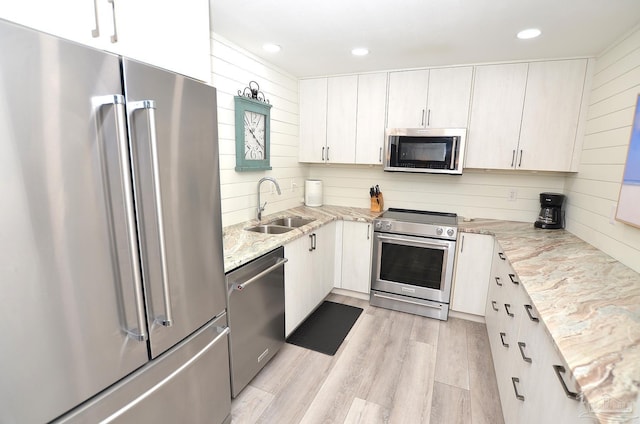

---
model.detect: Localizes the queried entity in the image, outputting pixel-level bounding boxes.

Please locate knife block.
[370,192,384,212]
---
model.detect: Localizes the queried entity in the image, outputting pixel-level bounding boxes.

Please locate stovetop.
[374,208,458,240]
[379,208,458,226]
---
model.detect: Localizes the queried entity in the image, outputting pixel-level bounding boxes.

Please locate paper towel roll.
[305,179,323,207]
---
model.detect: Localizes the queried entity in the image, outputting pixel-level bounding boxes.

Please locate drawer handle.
[504,303,514,317]
[524,304,539,322]
[512,377,525,401]
[553,365,580,401]
[500,332,509,348]
[518,342,532,363]
[498,252,506,260]
[491,300,499,311]
[509,273,519,285]
[495,276,503,286]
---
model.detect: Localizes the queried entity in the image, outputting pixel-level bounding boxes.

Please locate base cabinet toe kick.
[485,241,591,424]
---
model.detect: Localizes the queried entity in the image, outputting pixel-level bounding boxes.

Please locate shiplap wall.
[211,34,307,226]
[565,26,640,273]
[309,165,565,222]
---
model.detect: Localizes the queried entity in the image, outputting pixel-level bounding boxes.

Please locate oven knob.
[384,222,392,231]
[447,228,455,237]
[374,221,381,230]
[436,227,443,236]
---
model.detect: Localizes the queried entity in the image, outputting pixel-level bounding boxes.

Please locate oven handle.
[372,293,443,310]
[375,233,452,250]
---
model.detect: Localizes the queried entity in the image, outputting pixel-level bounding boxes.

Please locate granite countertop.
[459,219,640,422]
[222,205,381,273]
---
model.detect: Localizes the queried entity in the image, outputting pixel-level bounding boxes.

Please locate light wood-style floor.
[230,293,504,424]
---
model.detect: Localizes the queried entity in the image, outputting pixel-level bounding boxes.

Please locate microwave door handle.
[450,136,458,170]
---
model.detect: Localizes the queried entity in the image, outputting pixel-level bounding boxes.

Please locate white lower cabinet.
[284,222,335,336]
[337,221,372,294]
[451,232,494,315]
[485,241,591,423]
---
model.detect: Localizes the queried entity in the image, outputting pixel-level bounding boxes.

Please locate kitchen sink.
[245,225,294,234]
[266,217,315,228]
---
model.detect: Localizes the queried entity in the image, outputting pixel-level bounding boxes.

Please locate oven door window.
[379,242,445,290]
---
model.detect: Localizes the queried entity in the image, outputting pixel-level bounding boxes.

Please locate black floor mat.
[286,301,363,356]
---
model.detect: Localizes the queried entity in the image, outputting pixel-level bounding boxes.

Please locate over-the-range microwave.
[384,128,467,174]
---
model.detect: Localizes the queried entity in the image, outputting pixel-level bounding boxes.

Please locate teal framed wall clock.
[234,93,272,172]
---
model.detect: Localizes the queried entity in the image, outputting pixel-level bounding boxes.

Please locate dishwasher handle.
[232,258,288,291]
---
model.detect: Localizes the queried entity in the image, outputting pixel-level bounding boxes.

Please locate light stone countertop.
[222,205,382,273]
[223,209,640,422]
[459,219,640,423]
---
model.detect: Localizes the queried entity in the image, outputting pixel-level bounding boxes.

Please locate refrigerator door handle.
[129,99,174,328]
[93,94,148,342]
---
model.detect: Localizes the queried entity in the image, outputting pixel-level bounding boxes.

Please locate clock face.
[244,110,266,160]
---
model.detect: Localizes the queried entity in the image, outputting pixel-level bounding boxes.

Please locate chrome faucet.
[257,177,282,221]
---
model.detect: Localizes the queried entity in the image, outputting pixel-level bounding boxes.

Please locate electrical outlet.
[507,189,517,201]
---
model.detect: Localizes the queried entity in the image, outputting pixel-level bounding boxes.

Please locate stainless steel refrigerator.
[0,19,231,424]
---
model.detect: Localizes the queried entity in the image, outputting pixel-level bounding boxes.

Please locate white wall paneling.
[565,25,640,273]
[308,165,565,223]
[211,34,307,226]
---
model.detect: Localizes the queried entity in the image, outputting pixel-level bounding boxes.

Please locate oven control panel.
[373,219,457,240]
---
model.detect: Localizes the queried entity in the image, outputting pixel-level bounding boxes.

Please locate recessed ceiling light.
[263,43,281,53]
[517,28,542,40]
[351,47,369,56]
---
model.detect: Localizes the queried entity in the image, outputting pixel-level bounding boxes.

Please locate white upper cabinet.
[0,0,212,82]
[518,60,588,172]
[355,73,388,165]
[466,63,528,170]
[466,59,588,171]
[326,75,358,163]
[299,78,328,163]
[387,69,429,128]
[387,67,473,129]
[299,73,387,165]
[427,67,473,128]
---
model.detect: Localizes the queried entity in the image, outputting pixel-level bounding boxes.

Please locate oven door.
[371,232,455,303]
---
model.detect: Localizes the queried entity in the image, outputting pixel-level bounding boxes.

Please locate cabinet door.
[355,73,388,165]
[284,235,313,336]
[0,0,102,48]
[517,60,588,172]
[326,75,358,163]
[451,232,493,315]
[317,222,337,298]
[299,78,328,163]
[466,63,528,169]
[387,69,429,128]
[112,0,211,82]
[340,221,373,294]
[427,67,473,128]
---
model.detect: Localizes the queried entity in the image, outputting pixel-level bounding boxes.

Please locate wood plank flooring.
[231,293,504,424]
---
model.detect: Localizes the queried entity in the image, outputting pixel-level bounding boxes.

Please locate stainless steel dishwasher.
[226,247,287,398]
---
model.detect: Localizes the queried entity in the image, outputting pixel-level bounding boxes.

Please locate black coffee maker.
[534,192,566,229]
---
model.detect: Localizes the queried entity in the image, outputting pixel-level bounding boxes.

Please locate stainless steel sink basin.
[245,225,294,234]
[266,217,315,228]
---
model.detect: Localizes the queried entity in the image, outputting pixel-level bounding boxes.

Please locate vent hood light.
[351,47,369,56]
[517,28,541,39]
[263,43,281,53]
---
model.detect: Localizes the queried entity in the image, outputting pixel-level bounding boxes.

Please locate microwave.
[384,128,467,174]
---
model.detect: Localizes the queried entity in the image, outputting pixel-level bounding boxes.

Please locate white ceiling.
[210,0,640,78]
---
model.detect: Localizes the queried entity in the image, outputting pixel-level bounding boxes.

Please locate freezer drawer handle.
[93,94,148,342]
[129,99,173,327]
[102,326,230,423]
[233,258,288,291]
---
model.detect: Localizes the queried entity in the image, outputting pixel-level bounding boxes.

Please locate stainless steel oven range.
[370,208,458,320]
